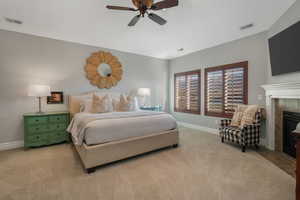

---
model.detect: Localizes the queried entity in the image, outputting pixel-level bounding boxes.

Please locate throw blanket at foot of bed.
[67,111,177,146]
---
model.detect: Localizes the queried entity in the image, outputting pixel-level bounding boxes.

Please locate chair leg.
[221,137,224,143]
[255,144,259,150]
[242,145,246,152]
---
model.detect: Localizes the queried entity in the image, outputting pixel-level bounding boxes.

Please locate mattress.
[67,111,177,146]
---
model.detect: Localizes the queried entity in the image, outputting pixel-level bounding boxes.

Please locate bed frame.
[69,93,179,173]
[73,130,179,173]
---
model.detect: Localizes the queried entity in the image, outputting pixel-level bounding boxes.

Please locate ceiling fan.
[106,0,179,26]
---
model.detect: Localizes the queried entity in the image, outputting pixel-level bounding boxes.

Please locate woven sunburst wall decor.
[84,51,123,89]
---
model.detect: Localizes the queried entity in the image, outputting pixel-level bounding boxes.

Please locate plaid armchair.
[219,110,262,152]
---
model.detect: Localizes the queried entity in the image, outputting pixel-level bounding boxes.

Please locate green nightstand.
[23,111,70,148]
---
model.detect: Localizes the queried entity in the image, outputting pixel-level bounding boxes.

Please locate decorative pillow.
[119,94,131,111]
[112,94,139,112]
[240,105,259,128]
[230,104,247,126]
[91,94,113,113]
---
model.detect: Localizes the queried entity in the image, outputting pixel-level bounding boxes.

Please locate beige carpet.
[0,127,295,200]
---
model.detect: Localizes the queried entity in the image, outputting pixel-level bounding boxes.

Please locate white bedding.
[67,111,177,145]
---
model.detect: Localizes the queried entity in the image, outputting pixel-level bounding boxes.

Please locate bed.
[68,92,179,173]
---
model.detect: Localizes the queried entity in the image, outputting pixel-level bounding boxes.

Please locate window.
[205,61,248,118]
[174,70,201,114]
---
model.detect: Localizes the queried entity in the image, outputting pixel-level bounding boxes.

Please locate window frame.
[204,61,248,118]
[174,70,201,115]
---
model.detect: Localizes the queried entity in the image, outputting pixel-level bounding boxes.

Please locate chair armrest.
[219,119,232,129]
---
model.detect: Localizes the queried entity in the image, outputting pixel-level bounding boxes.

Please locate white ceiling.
[0,0,296,59]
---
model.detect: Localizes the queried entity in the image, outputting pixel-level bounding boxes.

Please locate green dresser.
[23,111,70,148]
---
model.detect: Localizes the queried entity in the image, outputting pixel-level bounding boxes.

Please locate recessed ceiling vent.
[240,23,254,30]
[4,17,23,25]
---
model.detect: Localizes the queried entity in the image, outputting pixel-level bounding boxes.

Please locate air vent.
[240,23,254,30]
[4,17,23,25]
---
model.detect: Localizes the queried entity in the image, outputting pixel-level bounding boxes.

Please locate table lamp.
[28,85,51,113]
[138,88,151,107]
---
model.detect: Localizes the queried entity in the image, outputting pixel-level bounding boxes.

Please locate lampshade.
[28,85,51,97]
[138,88,151,96]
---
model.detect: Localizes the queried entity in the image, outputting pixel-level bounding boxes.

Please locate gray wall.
[169,32,268,130]
[167,1,300,146]
[266,0,300,84]
[0,30,168,143]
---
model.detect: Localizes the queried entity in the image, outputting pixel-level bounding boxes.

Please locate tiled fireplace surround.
[262,82,300,151]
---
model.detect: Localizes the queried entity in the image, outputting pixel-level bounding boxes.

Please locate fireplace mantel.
[262,82,300,150]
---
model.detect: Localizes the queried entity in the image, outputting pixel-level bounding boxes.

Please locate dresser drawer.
[28,134,49,146]
[49,115,67,123]
[27,124,49,134]
[27,116,48,125]
[48,123,67,132]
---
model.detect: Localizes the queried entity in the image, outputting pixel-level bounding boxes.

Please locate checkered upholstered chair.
[219,109,262,152]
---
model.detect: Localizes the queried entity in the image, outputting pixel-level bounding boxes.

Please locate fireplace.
[283,111,300,158]
[262,82,300,150]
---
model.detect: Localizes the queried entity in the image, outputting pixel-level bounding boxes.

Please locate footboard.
[73,129,179,172]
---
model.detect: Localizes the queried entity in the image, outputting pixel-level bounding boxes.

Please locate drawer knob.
[35,120,39,122]
[36,128,39,130]
[57,118,60,120]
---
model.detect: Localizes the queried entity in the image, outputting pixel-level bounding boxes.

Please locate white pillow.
[131,96,140,111]
[80,99,93,113]
[70,94,92,114]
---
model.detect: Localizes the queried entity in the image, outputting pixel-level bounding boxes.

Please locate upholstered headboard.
[69,93,91,117]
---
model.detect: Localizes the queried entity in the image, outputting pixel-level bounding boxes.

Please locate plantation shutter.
[206,70,223,114]
[224,67,245,114]
[205,62,248,118]
[174,70,201,114]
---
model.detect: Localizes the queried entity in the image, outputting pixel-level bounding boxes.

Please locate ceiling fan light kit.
[106,0,179,26]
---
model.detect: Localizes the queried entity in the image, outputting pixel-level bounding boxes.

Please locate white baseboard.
[0,140,24,151]
[178,122,219,135]
[178,122,270,148]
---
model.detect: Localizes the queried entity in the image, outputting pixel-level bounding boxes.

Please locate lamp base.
[36,97,44,114]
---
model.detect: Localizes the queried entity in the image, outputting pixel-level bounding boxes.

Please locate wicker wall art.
[85,51,123,89]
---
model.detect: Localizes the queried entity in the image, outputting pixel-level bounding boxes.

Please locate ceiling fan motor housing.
[132,0,153,9]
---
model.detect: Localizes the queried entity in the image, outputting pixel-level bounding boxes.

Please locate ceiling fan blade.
[128,15,141,26]
[106,5,137,11]
[151,0,178,10]
[148,13,167,25]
